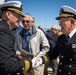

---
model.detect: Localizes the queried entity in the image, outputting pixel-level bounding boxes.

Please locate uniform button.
[59,69,61,72]
[60,62,62,65]
[69,65,72,68]
[61,55,64,58]
[68,72,71,74]
[70,59,72,61]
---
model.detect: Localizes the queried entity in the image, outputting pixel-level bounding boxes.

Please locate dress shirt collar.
[69,27,76,38]
[24,27,32,36]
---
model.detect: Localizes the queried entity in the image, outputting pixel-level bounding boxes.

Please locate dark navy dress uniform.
[41,5,76,75]
[0,18,24,75]
[0,1,31,75]
[45,33,76,75]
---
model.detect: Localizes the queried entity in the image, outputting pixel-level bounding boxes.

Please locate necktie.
[66,35,70,41]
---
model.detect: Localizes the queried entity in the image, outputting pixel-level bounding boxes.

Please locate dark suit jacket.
[47,33,76,75]
[0,20,24,75]
[45,30,57,50]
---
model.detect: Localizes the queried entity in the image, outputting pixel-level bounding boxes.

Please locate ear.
[6,11,11,19]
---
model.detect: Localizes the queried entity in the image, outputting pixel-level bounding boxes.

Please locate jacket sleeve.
[0,29,31,74]
[41,43,59,64]
[41,36,60,63]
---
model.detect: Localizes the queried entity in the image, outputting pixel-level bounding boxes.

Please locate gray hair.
[23,13,34,21]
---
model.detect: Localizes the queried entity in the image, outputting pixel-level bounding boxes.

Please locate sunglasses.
[22,20,30,23]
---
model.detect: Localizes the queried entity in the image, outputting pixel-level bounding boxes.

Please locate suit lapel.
[69,32,76,43]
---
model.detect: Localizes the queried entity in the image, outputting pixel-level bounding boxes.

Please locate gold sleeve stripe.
[43,55,49,62]
[22,60,30,72]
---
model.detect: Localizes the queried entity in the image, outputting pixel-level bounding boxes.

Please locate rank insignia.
[72,44,76,48]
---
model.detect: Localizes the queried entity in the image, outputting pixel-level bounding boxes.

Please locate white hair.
[23,13,34,21]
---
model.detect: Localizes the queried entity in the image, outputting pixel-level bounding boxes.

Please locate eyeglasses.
[58,18,71,24]
[22,20,30,23]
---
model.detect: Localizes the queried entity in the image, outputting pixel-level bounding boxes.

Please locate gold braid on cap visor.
[59,13,74,17]
[8,8,22,15]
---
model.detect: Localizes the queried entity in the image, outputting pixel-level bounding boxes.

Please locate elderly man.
[32,5,76,75]
[14,13,50,75]
[0,1,35,75]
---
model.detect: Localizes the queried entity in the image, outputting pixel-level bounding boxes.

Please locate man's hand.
[16,51,25,60]
[31,57,43,69]
[18,54,25,60]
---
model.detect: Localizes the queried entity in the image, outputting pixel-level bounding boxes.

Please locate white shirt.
[69,27,76,39]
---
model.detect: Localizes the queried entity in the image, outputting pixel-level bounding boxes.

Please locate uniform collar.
[69,27,76,38]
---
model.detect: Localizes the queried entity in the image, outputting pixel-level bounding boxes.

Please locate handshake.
[31,57,43,68]
[16,50,43,68]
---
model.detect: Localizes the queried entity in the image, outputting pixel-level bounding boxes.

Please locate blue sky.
[8,0,76,30]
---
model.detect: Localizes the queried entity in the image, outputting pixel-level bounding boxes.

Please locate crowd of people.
[0,1,76,75]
